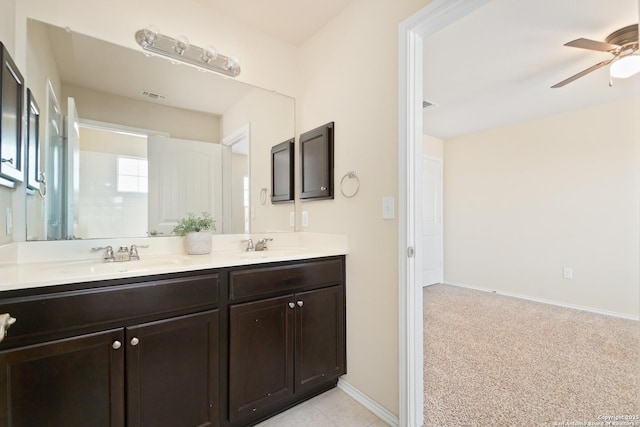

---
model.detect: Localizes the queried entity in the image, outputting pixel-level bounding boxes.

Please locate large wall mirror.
[25,19,295,241]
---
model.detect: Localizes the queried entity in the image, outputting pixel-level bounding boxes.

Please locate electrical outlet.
[302,211,309,228]
[289,211,295,227]
[563,267,573,280]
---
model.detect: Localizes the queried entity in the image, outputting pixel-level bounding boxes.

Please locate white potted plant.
[173,212,215,255]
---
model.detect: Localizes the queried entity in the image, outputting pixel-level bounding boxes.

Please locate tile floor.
[255,387,389,427]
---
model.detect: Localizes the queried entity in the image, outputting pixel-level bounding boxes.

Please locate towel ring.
[259,188,268,205]
[340,171,360,198]
[37,172,46,198]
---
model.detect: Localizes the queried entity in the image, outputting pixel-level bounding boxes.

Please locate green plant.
[172,212,216,236]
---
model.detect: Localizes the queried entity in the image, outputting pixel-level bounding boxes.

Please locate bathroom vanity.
[0,249,346,427]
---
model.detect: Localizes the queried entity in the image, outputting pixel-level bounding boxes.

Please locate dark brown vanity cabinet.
[227,257,346,425]
[0,272,221,427]
[0,256,346,427]
[0,328,125,427]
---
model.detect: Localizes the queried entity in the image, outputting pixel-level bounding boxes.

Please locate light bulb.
[142,25,159,46]
[226,56,240,71]
[202,45,218,63]
[175,35,190,55]
[610,55,640,79]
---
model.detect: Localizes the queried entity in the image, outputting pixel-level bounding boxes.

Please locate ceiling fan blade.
[564,37,619,52]
[551,59,613,88]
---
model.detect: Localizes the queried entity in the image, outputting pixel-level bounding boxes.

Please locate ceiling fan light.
[610,55,640,79]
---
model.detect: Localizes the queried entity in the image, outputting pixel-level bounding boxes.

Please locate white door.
[422,156,443,285]
[147,136,223,236]
[65,97,80,239]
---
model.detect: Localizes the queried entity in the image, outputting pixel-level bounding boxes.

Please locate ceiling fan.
[551,24,639,88]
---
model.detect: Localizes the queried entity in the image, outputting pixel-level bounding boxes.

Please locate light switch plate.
[5,207,12,235]
[382,197,395,220]
[302,211,309,228]
[289,211,295,227]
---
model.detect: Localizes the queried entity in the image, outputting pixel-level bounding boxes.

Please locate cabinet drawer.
[0,273,219,348]
[229,257,343,300]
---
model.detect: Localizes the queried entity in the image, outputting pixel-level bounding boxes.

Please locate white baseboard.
[443,282,639,321]
[337,378,399,427]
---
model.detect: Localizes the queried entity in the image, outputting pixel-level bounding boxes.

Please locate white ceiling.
[196,0,356,46]
[423,0,640,139]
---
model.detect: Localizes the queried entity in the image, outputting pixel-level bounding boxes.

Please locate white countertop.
[0,233,348,292]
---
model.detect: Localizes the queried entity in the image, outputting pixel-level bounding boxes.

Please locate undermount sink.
[47,256,193,276]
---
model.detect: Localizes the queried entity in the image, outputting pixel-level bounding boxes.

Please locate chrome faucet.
[115,246,130,262]
[242,238,255,252]
[129,244,149,261]
[255,238,273,251]
[91,244,149,262]
[91,245,115,262]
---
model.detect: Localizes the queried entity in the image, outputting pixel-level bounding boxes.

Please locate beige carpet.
[424,284,640,427]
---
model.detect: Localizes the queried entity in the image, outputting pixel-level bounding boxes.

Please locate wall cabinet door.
[228,295,295,422]
[0,328,125,427]
[300,122,334,200]
[294,286,345,393]
[126,310,220,427]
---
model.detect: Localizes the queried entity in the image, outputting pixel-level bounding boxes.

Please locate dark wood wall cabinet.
[0,42,25,187]
[300,122,334,201]
[0,256,346,427]
[270,138,294,203]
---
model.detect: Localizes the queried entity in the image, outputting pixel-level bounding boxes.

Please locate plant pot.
[184,231,212,255]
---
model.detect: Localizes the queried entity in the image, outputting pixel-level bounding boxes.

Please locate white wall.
[63,85,220,143]
[444,97,640,318]
[296,0,431,415]
[221,88,295,234]
[424,134,443,159]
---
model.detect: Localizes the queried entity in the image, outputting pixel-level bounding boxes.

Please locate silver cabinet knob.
[321,186,327,191]
[288,302,295,309]
[130,337,140,346]
[0,313,16,343]
[112,341,122,350]
[297,301,304,307]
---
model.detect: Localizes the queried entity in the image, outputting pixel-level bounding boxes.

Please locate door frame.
[398,1,491,425]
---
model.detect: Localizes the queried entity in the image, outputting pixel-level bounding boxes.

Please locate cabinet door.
[300,122,334,200]
[295,286,346,393]
[228,295,294,422]
[0,328,125,427]
[126,310,220,427]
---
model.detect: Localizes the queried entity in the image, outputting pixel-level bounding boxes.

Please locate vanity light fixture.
[135,27,241,77]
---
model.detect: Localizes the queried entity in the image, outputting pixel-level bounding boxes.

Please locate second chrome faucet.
[242,238,273,252]
[91,244,149,262]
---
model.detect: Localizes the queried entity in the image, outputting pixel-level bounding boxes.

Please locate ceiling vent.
[423,99,438,109]
[141,90,166,101]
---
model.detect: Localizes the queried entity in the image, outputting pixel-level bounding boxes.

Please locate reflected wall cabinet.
[0,42,24,187]
[300,122,334,200]
[26,89,41,192]
[271,138,294,203]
